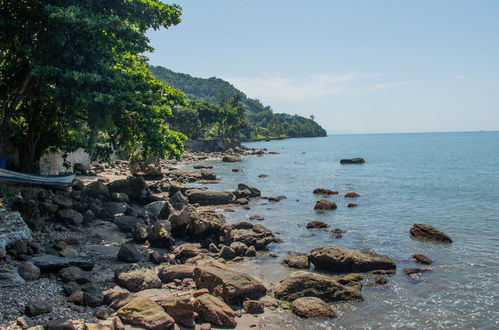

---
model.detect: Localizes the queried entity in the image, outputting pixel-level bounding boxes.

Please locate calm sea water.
[187,132,499,329]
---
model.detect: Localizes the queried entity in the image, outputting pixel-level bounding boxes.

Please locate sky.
[147,0,499,134]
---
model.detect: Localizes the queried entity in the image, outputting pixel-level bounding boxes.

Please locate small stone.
[18,262,40,281]
[45,319,77,330]
[25,300,52,317]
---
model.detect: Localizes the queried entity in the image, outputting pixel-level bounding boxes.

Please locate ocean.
[187,131,499,329]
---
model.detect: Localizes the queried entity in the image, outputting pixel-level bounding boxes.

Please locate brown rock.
[116,296,174,329]
[306,221,329,229]
[309,246,396,272]
[158,265,196,283]
[404,268,432,275]
[281,255,310,269]
[194,293,237,328]
[313,200,337,211]
[243,300,264,314]
[290,297,336,318]
[347,203,358,208]
[412,254,433,265]
[340,158,365,164]
[344,192,360,198]
[410,224,452,243]
[115,268,161,292]
[312,188,338,195]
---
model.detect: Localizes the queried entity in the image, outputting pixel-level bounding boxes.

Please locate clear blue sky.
[147,0,499,133]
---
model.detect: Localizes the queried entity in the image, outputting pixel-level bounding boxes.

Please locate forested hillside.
[151,66,327,140]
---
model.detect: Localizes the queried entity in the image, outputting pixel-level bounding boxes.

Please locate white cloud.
[223,74,357,102]
[450,74,465,80]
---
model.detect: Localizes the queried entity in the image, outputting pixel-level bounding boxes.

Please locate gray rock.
[221,222,275,250]
[114,216,142,232]
[30,255,94,272]
[45,319,77,330]
[0,267,26,287]
[53,195,73,209]
[25,300,52,317]
[102,202,128,219]
[170,191,189,210]
[18,261,41,281]
[237,184,261,198]
[117,244,141,263]
[84,181,109,198]
[107,176,148,201]
[81,282,103,306]
[111,192,129,203]
[340,158,365,164]
[143,201,171,220]
[185,189,235,206]
[56,209,83,226]
[200,169,217,180]
[148,222,174,248]
[0,208,32,251]
[59,267,92,283]
[222,155,241,162]
[219,246,236,260]
[281,255,310,269]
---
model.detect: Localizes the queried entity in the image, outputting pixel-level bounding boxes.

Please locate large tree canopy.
[0,0,186,171]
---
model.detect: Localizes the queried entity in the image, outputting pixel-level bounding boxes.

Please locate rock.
[174,207,226,237]
[111,192,129,203]
[147,222,174,248]
[68,290,84,304]
[290,297,336,318]
[222,155,241,162]
[59,267,91,283]
[102,202,128,219]
[344,192,360,198]
[143,201,171,220]
[412,254,433,265]
[243,300,264,314]
[83,210,96,224]
[229,242,248,257]
[117,244,141,263]
[132,223,149,243]
[59,247,79,258]
[281,255,310,269]
[409,224,452,243]
[219,246,236,260]
[116,296,174,330]
[340,158,365,164]
[313,200,337,211]
[115,268,162,292]
[158,265,196,283]
[174,243,202,263]
[244,246,256,257]
[0,267,26,287]
[72,180,85,191]
[347,203,358,208]
[18,261,40,281]
[114,216,142,232]
[373,276,388,285]
[170,191,189,210]
[94,306,111,319]
[201,169,217,180]
[30,255,94,272]
[53,195,73,209]
[56,209,84,226]
[237,184,261,197]
[273,271,362,302]
[221,222,275,250]
[193,266,267,304]
[83,323,110,330]
[81,282,104,306]
[313,188,338,195]
[107,176,149,202]
[195,293,237,328]
[25,300,52,317]
[404,268,432,275]
[309,246,396,272]
[306,221,329,229]
[234,197,249,205]
[149,251,172,264]
[248,215,264,221]
[159,296,197,328]
[0,209,32,250]
[84,181,109,198]
[45,319,77,330]
[185,189,235,205]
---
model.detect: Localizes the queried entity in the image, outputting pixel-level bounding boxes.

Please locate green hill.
[150,66,327,139]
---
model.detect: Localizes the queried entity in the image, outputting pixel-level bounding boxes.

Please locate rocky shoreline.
[0,146,452,329]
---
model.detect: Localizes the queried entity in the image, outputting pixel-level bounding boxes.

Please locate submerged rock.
[290,297,336,318]
[312,188,338,195]
[309,246,396,272]
[404,268,433,275]
[409,224,452,243]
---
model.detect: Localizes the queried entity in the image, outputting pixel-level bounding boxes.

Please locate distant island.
[151,66,327,141]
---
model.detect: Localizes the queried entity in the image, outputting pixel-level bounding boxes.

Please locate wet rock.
[344,192,360,198]
[221,222,275,250]
[30,255,94,272]
[243,300,264,314]
[201,169,217,180]
[404,268,433,275]
[174,243,202,263]
[114,216,142,232]
[115,268,162,292]
[0,267,26,287]
[25,300,52,317]
[340,158,365,164]
[409,224,452,243]
[185,189,235,205]
[290,297,336,318]
[412,254,433,265]
[249,215,264,221]
[59,267,92,283]
[309,246,396,272]
[117,244,141,263]
[347,203,358,208]
[147,222,174,248]
[116,296,174,329]
[222,155,241,162]
[313,188,338,195]
[195,293,237,328]
[281,255,310,269]
[219,245,236,260]
[371,269,396,275]
[313,200,337,211]
[158,265,196,283]
[18,261,40,281]
[306,221,329,229]
[193,266,267,304]
[273,271,362,302]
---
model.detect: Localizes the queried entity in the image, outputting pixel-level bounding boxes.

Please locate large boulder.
[195,293,237,328]
[0,209,32,250]
[30,255,94,272]
[116,296,174,330]
[115,268,162,292]
[409,224,452,243]
[185,189,235,206]
[169,206,226,237]
[193,266,266,304]
[158,296,197,328]
[340,158,365,164]
[290,297,336,318]
[220,222,275,250]
[273,271,362,302]
[222,155,241,162]
[200,169,217,180]
[173,243,201,263]
[309,246,396,272]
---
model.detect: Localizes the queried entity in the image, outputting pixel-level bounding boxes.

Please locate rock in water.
[344,192,360,198]
[273,271,362,302]
[222,155,241,162]
[116,296,174,330]
[200,169,217,180]
[313,200,337,211]
[340,158,365,164]
[404,268,433,275]
[409,224,452,243]
[185,189,235,205]
[290,297,337,318]
[281,255,310,269]
[309,246,396,272]
[312,188,338,195]
[412,254,433,264]
[193,266,266,304]
[306,221,329,229]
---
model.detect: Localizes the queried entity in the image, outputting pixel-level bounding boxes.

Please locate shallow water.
[187,131,499,329]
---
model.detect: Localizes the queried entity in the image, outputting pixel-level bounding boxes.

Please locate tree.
[0,0,185,171]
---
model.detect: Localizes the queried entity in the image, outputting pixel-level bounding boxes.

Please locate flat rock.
[273,271,362,302]
[185,189,235,205]
[30,255,94,272]
[59,267,92,283]
[410,224,452,243]
[158,265,196,283]
[116,296,174,330]
[222,155,241,162]
[309,246,396,272]
[290,297,336,318]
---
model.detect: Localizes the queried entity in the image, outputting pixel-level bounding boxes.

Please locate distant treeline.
[151,66,327,140]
